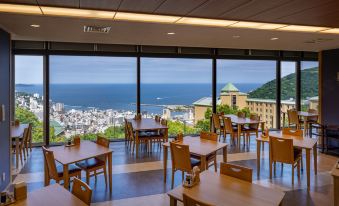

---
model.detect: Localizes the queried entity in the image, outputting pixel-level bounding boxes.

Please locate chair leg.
[94,170,97,182]
[274,161,276,176]
[86,171,90,185]
[214,158,217,172]
[297,161,300,179]
[171,169,175,189]
[103,166,108,187]
[300,154,303,172]
[19,148,23,165]
[182,171,184,181]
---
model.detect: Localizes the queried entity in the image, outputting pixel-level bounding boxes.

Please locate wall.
[320,49,339,125]
[0,28,11,191]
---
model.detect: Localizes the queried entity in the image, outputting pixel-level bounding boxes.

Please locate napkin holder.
[14,182,27,201]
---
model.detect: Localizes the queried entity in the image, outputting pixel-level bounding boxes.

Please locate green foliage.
[15,107,43,143]
[205,104,251,118]
[195,120,210,132]
[248,67,318,100]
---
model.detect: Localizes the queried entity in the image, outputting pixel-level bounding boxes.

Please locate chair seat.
[190,158,201,167]
[56,164,82,177]
[75,158,105,170]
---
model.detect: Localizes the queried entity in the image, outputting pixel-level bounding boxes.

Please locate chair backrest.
[134,113,141,120]
[287,109,299,125]
[237,111,245,118]
[176,133,184,141]
[73,136,81,145]
[97,135,110,148]
[307,109,318,122]
[170,141,192,172]
[155,115,161,122]
[249,113,260,129]
[161,119,167,126]
[126,122,135,140]
[269,136,294,164]
[282,128,303,137]
[72,178,92,206]
[183,193,215,206]
[42,146,58,179]
[223,117,234,134]
[22,128,29,146]
[212,113,221,130]
[220,163,252,182]
[27,123,33,143]
[200,131,218,141]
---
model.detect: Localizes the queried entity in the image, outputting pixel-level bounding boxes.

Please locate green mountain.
[248,67,318,100]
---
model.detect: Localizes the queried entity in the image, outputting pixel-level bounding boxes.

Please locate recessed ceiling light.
[232,35,240,38]
[167,32,175,35]
[30,24,40,28]
[270,37,279,40]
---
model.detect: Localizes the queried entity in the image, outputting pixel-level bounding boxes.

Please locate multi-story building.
[193,83,305,128]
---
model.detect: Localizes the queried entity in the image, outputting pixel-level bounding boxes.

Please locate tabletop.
[168,170,285,206]
[256,131,318,149]
[163,136,227,156]
[14,184,87,206]
[48,141,113,165]
[11,124,29,138]
[224,114,263,124]
[128,118,168,131]
[297,111,318,117]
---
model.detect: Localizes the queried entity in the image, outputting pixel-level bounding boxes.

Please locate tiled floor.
[12,136,338,206]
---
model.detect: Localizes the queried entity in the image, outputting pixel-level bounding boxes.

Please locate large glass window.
[15,55,44,144]
[141,58,212,136]
[49,56,136,143]
[301,61,319,111]
[280,61,296,126]
[217,60,276,129]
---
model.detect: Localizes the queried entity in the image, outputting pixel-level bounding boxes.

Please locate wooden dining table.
[11,124,29,168]
[128,118,168,157]
[256,131,318,190]
[162,136,227,183]
[46,141,113,192]
[225,114,265,147]
[14,184,87,206]
[167,170,285,206]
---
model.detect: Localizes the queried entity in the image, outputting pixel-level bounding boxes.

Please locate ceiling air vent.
[84,26,111,33]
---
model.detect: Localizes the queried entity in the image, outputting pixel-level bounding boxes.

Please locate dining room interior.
[1,0,339,206]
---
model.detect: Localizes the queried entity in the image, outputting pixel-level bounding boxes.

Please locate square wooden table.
[282,111,318,134]
[11,124,29,168]
[225,114,265,147]
[128,118,168,157]
[256,131,318,190]
[46,141,113,191]
[162,136,227,183]
[15,184,88,206]
[167,170,285,206]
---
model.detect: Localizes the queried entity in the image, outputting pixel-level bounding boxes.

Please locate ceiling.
[1,0,339,51]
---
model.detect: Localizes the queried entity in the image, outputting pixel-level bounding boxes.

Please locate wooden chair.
[25,123,33,154]
[183,193,215,206]
[237,111,246,118]
[75,135,110,186]
[220,162,253,182]
[155,115,161,122]
[72,178,92,206]
[223,117,245,146]
[176,132,184,141]
[282,127,304,170]
[127,121,150,154]
[42,146,81,185]
[245,114,260,145]
[134,113,142,120]
[287,109,303,129]
[12,127,29,165]
[269,136,302,184]
[170,141,201,189]
[212,113,224,140]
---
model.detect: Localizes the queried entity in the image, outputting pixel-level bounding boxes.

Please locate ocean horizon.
[16,83,262,114]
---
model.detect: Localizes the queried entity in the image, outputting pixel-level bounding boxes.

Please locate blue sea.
[15,83,261,114]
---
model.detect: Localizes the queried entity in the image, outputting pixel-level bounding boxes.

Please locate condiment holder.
[183,166,200,188]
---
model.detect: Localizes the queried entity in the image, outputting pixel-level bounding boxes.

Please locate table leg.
[237,124,241,148]
[261,122,265,132]
[306,149,311,190]
[201,156,207,171]
[269,143,272,179]
[223,146,227,162]
[257,140,261,177]
[170,197,177,206]
[15,137,19,169]
[63,164,69,189]
[108,152,112,192]
[333,176,339,206]
[163,146,168,182]
[313,143,317,175]
[304,117,308,136]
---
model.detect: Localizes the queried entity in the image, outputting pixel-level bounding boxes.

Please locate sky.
[15,55,318,84]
